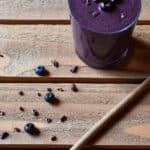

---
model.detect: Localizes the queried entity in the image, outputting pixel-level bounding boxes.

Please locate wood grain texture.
[0,0,149,24]
[0,83,149,148]
[0,25,149,82]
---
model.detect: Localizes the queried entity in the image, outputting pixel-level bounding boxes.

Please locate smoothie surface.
[68,0,141,33]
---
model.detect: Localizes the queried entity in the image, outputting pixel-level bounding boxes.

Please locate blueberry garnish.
[34,65,45,75]
[24,123,35,134]
[110,0,122,4]
[44,92,55,103]
[93,0,101,3]
[99,1,115,12]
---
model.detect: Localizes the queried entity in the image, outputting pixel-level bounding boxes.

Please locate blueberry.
[34,65,45,75]
[99,1,115,12]
[93,0,101,3]
[44,92,55,103]
[110,0,122,4]
[24,123,35,134]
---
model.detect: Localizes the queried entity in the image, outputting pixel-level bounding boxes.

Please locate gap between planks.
[0,20,149,25]
[0,76,148,84]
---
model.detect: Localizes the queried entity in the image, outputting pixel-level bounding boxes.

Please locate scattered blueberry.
[24,123,35,134]
[44,92,55,103]
[34,65,45,76]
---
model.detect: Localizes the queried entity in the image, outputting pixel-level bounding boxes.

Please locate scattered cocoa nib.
[0,54,4,57]
[70,65,78,73]
[14,128,21,132]
[57,88,64,92]
[47,88,52,92]
[86,0,90,6]
[19,106,24,112]
[71,83,78,92]
[32,109,39,117]
[46,118,52,123]
[92,11,99,17]
[60,115,67,123]
[19,91,24,96]
[0,132,9,140]
[51,135,57,141]
[37,92,42,97]
[0,111,5,116]
[51,60,59,68]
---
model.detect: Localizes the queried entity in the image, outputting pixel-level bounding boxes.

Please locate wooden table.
[0,0,149,149]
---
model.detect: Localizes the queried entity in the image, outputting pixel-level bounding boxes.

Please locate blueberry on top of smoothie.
[99,1,115,12]
[111,0,122,4]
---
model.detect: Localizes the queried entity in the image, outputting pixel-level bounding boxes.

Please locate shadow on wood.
[114,37,150,73]
[88,88,150,147]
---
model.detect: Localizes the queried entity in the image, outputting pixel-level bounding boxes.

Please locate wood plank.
[0,83,149,148]
[0,0,148,24]
[0,25,149,82]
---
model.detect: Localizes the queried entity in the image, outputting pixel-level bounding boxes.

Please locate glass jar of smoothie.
[68,0,141,69]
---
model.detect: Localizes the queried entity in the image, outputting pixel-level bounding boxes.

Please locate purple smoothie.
[68,0,141,68]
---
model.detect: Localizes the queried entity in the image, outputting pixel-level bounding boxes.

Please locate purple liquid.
[68,0,141,68]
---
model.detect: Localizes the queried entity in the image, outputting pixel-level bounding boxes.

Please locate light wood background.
[0,0,149,149]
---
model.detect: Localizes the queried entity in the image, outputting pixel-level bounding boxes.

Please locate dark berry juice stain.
[51,59,59,68]
[51,135,57,141]
[70,65,78,73]
[19,106,24,112]
[14,128,21,132]
[60,115,67,123]
[32,109,39,117]
[0,111,5,116]
[19,91,24,96]
[0,132,9,140]
[71,84,78,92]
[46,118,52,123]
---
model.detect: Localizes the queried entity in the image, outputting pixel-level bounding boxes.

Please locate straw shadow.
[88,88,150,146]
[114,37,150,73]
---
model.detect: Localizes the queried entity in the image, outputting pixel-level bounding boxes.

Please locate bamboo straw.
[70,77,150,150]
